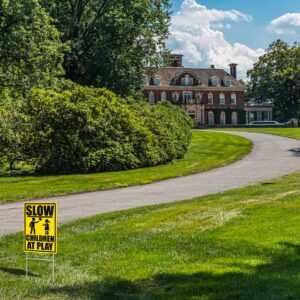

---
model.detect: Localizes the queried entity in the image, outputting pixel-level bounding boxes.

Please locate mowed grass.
[217,128,300,140]
[1,172,300,299]
[0,131,251,203]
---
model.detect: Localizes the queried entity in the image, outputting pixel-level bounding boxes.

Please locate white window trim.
[172,92,179,103]
[211,77,220,87]
[220,111,226,125]
[208,111,214,125]
[154,77,161,86]
[224,79,231,87]
[195,93,202,103]
[231,111,238,125]
[183,91,193,103]
[144,76,149,86]
[148,91,155,104]
[208,92,214,105]
[161,91,166,101]
[184,74,190,86]
[219,93,225,105]
[231,93,237,104]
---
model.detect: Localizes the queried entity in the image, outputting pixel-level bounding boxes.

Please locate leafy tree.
[0,91,32,171]
[247,40,300,121]
[41,0,170,96]
[0,0,65,94]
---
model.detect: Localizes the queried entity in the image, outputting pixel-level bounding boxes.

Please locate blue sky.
[167,0,300,78]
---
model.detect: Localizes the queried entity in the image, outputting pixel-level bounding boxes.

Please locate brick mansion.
[143,54,273,125]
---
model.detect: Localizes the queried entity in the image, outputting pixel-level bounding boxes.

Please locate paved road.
[1,131,300,237]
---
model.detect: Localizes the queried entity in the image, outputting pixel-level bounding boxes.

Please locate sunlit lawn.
[217,128,300,140]
[0,131,251,203]
[1,171,300,299]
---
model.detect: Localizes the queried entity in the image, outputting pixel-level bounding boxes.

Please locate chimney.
[210,65,215,69]
[170,54,183,67]
[229,63,238,79]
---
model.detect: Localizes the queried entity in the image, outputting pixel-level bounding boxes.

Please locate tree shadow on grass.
[44,242,300,300]
[0,266,39,277]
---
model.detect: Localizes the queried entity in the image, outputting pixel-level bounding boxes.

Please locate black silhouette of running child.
[29,218,39,234]
[43,219,51,235]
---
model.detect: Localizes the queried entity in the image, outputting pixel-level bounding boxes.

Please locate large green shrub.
[15,87,192,174]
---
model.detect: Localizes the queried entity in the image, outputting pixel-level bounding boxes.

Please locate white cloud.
[167,0,264,79]
[269,13,300,38]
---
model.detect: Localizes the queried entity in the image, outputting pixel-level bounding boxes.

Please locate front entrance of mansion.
[181,102,205,125]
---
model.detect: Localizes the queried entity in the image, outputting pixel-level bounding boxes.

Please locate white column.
[258,111,262,121]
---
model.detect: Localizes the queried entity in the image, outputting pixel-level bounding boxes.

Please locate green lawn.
[0,131,251,203]
[216,128,300,140]
[1,171,300,299]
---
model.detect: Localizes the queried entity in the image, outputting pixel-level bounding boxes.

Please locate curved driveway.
[1,131,300,236]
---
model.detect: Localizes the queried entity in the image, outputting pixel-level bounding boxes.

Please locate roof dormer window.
[224,79,231,87]
[154,77,161,86]
[211,77,219,87]
[180,74,194,86]
[144,76,149,86]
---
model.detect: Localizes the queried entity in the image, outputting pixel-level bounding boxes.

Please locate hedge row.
[0,87,192,174]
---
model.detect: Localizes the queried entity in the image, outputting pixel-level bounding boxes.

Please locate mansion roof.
[146,67,244,88]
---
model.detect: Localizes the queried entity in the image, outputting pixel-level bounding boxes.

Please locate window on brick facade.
[232,111,238,125]
[195,93,202,103]
[148,91,155,104]
[231,93,237,104]
[208,93,213,105]
[161,91,166,101]
[208,111,214,125]
[219,93,225,105]
[220,111,226,125]
[172,92,179,103]
[183,91,192,103]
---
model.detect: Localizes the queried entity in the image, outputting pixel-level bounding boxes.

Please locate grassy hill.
[1,171,300,299]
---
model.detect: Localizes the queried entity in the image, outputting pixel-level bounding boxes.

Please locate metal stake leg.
[26,253,28,278]
[52,254,55,283]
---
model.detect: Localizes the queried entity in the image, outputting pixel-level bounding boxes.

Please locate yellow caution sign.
[24,203,57,254]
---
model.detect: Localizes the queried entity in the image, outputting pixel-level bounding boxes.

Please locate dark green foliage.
[15,87,192,174]
[0,0,65,95]
[41,0,171,96]
[237,109,246,124]
[247,40,300,122]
